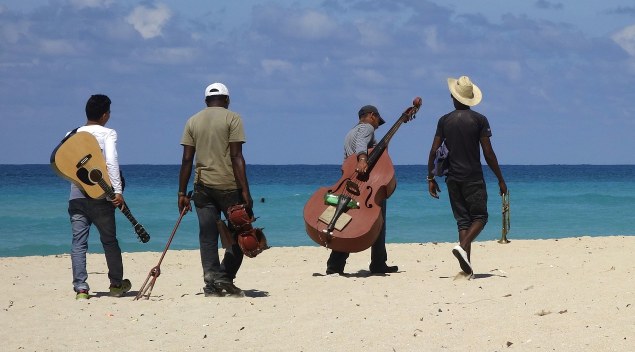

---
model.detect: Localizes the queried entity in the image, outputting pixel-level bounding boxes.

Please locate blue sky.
[1,0,634,165]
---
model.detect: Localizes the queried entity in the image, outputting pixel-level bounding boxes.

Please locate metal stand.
[134,204,189,300]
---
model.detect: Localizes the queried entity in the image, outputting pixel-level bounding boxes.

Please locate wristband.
[178,191,186,197]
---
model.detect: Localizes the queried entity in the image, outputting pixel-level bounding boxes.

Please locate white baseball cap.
[205,82,229,97]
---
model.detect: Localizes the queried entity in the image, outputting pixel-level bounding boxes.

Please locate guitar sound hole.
[76,168,95,186]
[88,169,103,183]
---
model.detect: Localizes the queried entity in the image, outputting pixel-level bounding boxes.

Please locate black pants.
[326,201,388,272]
[192,183,244,292]
[446,178,489,230]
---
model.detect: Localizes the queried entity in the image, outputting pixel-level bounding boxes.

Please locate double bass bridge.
[319,192,358,236]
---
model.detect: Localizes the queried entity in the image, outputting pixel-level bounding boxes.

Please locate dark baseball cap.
[358,105,385,126]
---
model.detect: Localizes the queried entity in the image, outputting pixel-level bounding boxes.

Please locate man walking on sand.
[426,76,507,277]
[326,105,399,275]
[178,82,253,297]
[66,94,131,300]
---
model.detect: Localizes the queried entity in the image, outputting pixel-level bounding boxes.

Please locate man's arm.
[480,136,507,195]
[229,141,253,210]
[352,124,374,174]
[426,136,443,199]
[178,145,195,213]
[104,129,124,207]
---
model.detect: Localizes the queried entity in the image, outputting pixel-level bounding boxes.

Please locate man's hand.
[499,181,508,196]
[428,179,441,199]
[355,159,369,174]
[111,193,124,208]
[242,189,253,210]
[178,195,191,214]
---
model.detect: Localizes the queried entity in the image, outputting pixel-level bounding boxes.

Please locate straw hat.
[447,76,482,106]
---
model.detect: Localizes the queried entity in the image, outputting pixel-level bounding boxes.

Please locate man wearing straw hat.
[426,76,507,277]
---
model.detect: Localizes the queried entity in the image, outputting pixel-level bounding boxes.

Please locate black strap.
[59,127,81,144]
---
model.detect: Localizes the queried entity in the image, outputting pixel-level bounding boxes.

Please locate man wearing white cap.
[426,76,507,278]
[178,82,253,297]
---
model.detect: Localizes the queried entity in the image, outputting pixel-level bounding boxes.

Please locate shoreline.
[1,236,633,351]
[4,234,635,258]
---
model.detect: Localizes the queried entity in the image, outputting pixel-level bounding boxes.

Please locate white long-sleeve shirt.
[68,124,122,200]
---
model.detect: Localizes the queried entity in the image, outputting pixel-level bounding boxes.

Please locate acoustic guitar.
[51,131,150,243]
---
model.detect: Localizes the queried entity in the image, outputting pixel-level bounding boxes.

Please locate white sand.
[1,236,633,351]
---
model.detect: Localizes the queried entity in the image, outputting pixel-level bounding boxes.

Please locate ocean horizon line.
[3,163,635,167]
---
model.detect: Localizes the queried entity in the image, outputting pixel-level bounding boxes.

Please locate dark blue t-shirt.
[435,109,492,181]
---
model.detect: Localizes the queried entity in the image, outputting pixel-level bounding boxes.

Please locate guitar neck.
[96,178,139,226]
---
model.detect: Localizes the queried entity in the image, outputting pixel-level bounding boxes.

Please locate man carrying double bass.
[325,105,399,275]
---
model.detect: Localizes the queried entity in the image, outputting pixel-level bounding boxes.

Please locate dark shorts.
[446,178,488,230]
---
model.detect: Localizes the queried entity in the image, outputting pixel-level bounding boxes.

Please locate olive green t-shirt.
[181,107,246,189]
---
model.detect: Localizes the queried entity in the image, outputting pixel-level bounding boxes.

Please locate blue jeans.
[68,198,124,292]
[191,184,244,293]
[327,201,388,272]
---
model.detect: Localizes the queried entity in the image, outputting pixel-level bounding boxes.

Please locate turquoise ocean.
[1,164,634,257]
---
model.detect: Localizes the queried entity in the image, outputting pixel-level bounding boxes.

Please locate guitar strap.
[60,127,81,143]
[50,127,81,165]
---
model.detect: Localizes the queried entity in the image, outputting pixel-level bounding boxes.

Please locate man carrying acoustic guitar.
[178,82,253,297]
[65,94,131,300]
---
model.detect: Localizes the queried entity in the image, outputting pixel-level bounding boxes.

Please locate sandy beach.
[1,236,633,351]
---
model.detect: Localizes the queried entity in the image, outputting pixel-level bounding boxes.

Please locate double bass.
[303,97,422,252]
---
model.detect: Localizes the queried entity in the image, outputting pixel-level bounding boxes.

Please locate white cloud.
[69,0,113,9]
[353,68,386,84]
[286,10,336,39]
[0,20,31,44]
[133,47,198,64]
[38,39,76,55]
[261,59,293,75]
[493,60,523,80]
[422,26,442,52]
[126,3,172,39]
[612,24,635,56]
[356,21,390,47]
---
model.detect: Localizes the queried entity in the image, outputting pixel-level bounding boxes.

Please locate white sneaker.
[452,245,473,275]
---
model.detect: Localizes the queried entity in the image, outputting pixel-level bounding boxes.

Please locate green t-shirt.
[181,107,246,189]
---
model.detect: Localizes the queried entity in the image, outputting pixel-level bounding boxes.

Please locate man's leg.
[326,250,349,274]
[91,199,124,287]
[215,189,245,284]
[370,203,388,266]
[461,179,489,260]
[447,179,474,275]
[458,221,484,261]
[369,203,397,273]
[68,200,91,293]
[194,203,222,293]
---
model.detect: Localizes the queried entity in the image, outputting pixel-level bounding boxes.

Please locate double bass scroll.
[303,97,422,253]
